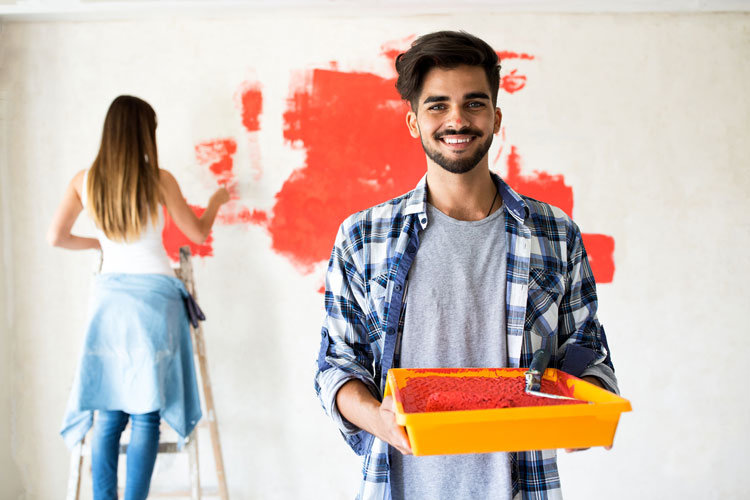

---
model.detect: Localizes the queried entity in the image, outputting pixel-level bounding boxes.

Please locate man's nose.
[445,106,467,128]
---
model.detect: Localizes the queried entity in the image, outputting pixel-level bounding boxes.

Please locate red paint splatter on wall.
[505,145,574,217]
[501,69,527,94]
[195,83,266,224]
[582,233,615,283]
[502,146,615,283]
[237,82,263,133]
[234,81,264,181]
[195,138,238,196]
[264,68,424,270]
[217,203,268,226]
[497,51,535,61]
[380,35,417,62]
[162,205,214,261]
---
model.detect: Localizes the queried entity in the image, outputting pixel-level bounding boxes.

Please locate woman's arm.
[47,170,101,250]
[160,169,230,244]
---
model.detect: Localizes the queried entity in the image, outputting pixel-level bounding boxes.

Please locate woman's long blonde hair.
[86,95,162,242]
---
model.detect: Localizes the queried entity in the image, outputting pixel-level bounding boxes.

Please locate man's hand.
[336,379,412,455]
[373,395,412,455]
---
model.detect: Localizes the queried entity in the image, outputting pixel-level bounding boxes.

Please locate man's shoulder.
[521,195,575,228]
[519,194,581,246]
[340,189,416,231]
[332,189,417,260]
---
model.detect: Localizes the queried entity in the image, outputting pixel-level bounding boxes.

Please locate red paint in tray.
[400,375,585,413]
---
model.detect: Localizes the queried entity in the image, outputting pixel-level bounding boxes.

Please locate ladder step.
[117,487,220,497]
[159,420,211,432]
[118,442,181,454]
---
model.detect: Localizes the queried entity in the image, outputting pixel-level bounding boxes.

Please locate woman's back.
[80,169,174,276]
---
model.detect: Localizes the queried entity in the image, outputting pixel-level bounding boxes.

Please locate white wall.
[1,11,749,500]
[0,86,23,500]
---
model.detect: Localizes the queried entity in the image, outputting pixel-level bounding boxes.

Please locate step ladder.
[66,246,229,499]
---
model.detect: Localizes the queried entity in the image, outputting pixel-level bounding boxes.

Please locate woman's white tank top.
[82,169,175,276]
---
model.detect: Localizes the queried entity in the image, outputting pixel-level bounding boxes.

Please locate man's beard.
[421,126,493,174]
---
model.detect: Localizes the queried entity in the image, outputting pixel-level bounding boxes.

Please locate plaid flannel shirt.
[315,173,618,500]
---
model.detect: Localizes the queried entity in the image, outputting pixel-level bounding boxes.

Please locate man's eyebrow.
[422,92,491,105]
[422,95,449,105]
[464,91,491,100]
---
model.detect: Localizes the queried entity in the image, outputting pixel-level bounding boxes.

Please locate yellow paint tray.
[385,368,632,456]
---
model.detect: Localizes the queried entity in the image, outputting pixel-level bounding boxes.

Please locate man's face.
[406,64,502,174]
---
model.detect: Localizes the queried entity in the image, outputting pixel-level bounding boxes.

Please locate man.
[314,30,618,500]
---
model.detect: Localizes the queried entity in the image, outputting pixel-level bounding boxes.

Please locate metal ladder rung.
[76,437,195,457]
[119,442,181,454]
[159,420,211,432]
[118,487,220,497]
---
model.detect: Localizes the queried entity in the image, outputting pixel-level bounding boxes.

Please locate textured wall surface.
[0,87,23,500]
[0,12,748,499]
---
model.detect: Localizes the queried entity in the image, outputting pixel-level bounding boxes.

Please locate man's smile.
[439,135,476,150]
[434,128,483,153]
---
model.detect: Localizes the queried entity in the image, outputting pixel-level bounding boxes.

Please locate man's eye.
[467,101,485,109]
[428,104,446,111]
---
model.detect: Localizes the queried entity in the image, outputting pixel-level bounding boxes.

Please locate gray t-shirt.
[390,202,511,500]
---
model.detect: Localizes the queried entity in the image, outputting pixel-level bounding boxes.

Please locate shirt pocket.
[367,273,390,331]
[525,267,565,339]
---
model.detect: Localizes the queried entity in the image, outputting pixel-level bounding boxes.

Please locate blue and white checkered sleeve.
[558,221,619,394]
[314,219,379,454]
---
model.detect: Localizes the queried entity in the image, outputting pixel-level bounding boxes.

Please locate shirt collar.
[492,171,529,222]
[403,172,529,229]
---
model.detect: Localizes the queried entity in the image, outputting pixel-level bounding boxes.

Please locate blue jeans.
[91,410,160,500]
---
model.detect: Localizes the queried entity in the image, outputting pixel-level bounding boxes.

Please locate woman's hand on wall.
[210,187,230,207]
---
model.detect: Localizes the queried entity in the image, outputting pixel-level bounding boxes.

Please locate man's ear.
[494,107,503,134]
[406,109,420,139]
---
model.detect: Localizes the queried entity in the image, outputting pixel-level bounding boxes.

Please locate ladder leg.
[66,436,85,500]
[187,432,201,500]
[178,246,229,499]
[195,328,230,500]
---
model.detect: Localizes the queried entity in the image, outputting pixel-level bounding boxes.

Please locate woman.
[48,95,229,500]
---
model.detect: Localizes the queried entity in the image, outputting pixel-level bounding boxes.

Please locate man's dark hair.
[395,31,501,110]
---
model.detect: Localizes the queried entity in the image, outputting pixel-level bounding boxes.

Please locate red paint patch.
[502,146,615,283]
[497,51,535,61]
[195,138,238,188]
[217,203,268,226]
[582,233,615,283]
[266,68,424,270]
[505,145,574,217]
[162,205,214,261]
[380,35,417,63]
[238,83,263,133]
[501,69,527,94]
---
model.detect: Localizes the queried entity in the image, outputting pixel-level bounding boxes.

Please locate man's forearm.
[336,379,381,435]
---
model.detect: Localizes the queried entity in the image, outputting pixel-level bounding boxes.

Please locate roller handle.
[529,348,552,375]
[525,348,552,392]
